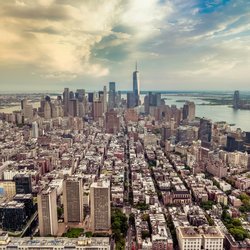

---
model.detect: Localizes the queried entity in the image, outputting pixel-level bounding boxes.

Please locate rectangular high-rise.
[13,173,32,194]
[90,180,111,232]
[37,187,58,236]
[63,176,83,223]
[63,88,70,116]
[133,62,140,106]
[108,82,116,110]
[199,118,212,148]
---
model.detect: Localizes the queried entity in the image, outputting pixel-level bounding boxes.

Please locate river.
[1,94,249,131]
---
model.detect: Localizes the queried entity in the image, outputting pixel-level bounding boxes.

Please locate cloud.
[0,0,249,90]
[0,0,119,79]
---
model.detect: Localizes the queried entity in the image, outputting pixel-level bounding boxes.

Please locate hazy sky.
[0,0,250,92]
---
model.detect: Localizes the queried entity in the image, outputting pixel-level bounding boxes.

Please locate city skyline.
[0,0,250,92]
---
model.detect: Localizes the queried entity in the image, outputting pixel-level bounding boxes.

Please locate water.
[162,95,250,132]
[1,95,250,131]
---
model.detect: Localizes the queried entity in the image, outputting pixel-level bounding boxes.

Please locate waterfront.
[162,95,250,132]
[1,94,250,131]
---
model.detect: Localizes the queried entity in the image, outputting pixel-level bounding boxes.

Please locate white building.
[177,226,224,250]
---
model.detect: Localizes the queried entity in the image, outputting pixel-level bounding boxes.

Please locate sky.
[0,0,250,92]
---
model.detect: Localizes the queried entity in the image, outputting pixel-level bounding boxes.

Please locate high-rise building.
[133,62,140,106]
[233,90,240,109]
[108,82,116,110]
[0,201,26,231]
[69,91,75,100]
[105,111,120,134]
[127,92,136,108]
[63,88,70,115]
[32,121,39,138]
[63,176,83,223]
[37,187,58,236]
[13,193,35,218]
[13,173,32,194]
[21,99,27,110]
[144,95,149,114]
[44,101,51,119]
[103,86,107,113]
[23,103,33,119]
[76,89,85,102]
[88,92,94,103]
[183,102,196,121]
[149,92,161,107]
[92,100,103,121]
[199,118,212,148]
[68,99,79,117]
[90,180,111,232]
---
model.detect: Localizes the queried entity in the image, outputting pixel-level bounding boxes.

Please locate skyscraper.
[127,92,136,108]
[133,62,140,106]
[233,90,240,109]
[199,118,212,148]
[103,86,107,113]
[63,88,70,115]
[92,100,103,121]
[37,187,58,236]
[32,121,39,138]
[108,82,116,110]
[13,173,32,194]
[63,176,83,223]
[183,101,196,121]
[105,110,120,134]
[90,180,111,232]
[44,101,51,119]
[68,99,79,117]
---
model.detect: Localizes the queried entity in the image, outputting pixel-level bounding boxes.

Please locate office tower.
[63,176,83,223]
[233,90,240,109]
[13,193,35,218]
[88,92,94,103]
[37,187,58,236]
[103,86,107,113]
[226,135,244,152]
[92,100,103,121]
[23,103,33,119]
[51,102,61,118]
[0,201,26,231]
[149,92,161,107]
[108,82,116,110]
[105,110,120,134]
[245,132,250,144]
[78,102,85,117]
[133,62,140,106]
[63,88,70,115]
[127,92,136,108]
[117,91,121,107]
[183,101,196,121]
[32,121,39,138]
[21,99,27,110]
[69,91,75,99]
[161,125,172,141]
[90,180,111,232]
[199,118,212,148]
[13,173,32,194]
[68,99,79,117]
[144,95,149,114]
[44,101,51,119]
[76,89,85,102]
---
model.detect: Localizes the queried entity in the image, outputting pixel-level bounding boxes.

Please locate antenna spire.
[135,61,137,71]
